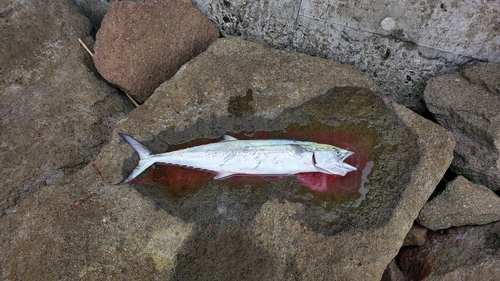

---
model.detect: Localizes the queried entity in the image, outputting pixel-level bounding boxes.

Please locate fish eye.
[335,150,341,156]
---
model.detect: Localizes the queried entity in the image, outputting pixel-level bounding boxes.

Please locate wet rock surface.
[424,62,500,190]
[132,88,419,235]
[418,176,500,230]
[397,222,500,281]
[93,0,219,102]
[0,0,133,217]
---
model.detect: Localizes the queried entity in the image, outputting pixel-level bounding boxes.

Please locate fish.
[118,133,357,184]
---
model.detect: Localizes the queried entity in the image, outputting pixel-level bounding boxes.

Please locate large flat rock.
[0,37,455,280]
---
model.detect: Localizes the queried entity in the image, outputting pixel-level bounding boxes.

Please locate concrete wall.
[193,0,499,112]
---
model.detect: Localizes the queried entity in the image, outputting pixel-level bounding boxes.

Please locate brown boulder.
[93,0,219,102]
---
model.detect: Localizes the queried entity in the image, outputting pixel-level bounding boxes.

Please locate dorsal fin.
[222,135,238,141]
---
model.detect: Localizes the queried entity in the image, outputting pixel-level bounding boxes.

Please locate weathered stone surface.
[418,176,500,230]
[93,0,220,103]
[424,62,500,190]
[0,0,133,217]
[398,223,500,281]
[0,37,454,280]
[0,166,193,280]
[463,62,500,94]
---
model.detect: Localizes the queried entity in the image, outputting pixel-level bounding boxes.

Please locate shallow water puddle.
[125,87,419,237]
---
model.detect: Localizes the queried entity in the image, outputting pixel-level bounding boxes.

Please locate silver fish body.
[119,133,357,184]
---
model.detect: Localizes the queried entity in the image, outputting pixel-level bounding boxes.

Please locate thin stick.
[77,37,139,107]
[123,92,140,107]
[77,37,94,57]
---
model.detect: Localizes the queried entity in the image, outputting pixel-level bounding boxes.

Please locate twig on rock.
[77,37,94,57]
[77,37,139,107]
[124,93,139,107]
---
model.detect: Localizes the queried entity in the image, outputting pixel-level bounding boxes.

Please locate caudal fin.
[119,133,156,184]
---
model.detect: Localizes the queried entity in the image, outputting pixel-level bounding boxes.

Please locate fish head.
[313,148,357,176]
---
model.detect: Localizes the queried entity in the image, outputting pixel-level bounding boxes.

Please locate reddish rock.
[93,0,219,102]
[381,259,407,281]
[397,223,500,281]
[403,223,427,246]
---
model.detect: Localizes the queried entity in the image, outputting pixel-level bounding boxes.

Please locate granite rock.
[418,176,500,230]
[93,0,220,103]
[0,167,193,280]
[0,0,133,217]
[424,62,500,190]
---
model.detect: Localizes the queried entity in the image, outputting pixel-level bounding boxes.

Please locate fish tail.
[118,133,156,184]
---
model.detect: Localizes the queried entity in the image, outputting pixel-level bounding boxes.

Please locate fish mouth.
[335,162,357,176]
[341,162,357,172]
[337,151,357,175]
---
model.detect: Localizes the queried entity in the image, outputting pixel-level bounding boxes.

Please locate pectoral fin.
[289,144,311,155]
[214,171,236,180]
[222,135,238,141]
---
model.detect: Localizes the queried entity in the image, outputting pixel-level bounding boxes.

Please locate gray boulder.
[0,0,133,217]
[0,37,454,280]
[418,176,500,230]
[424,62,500,190]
